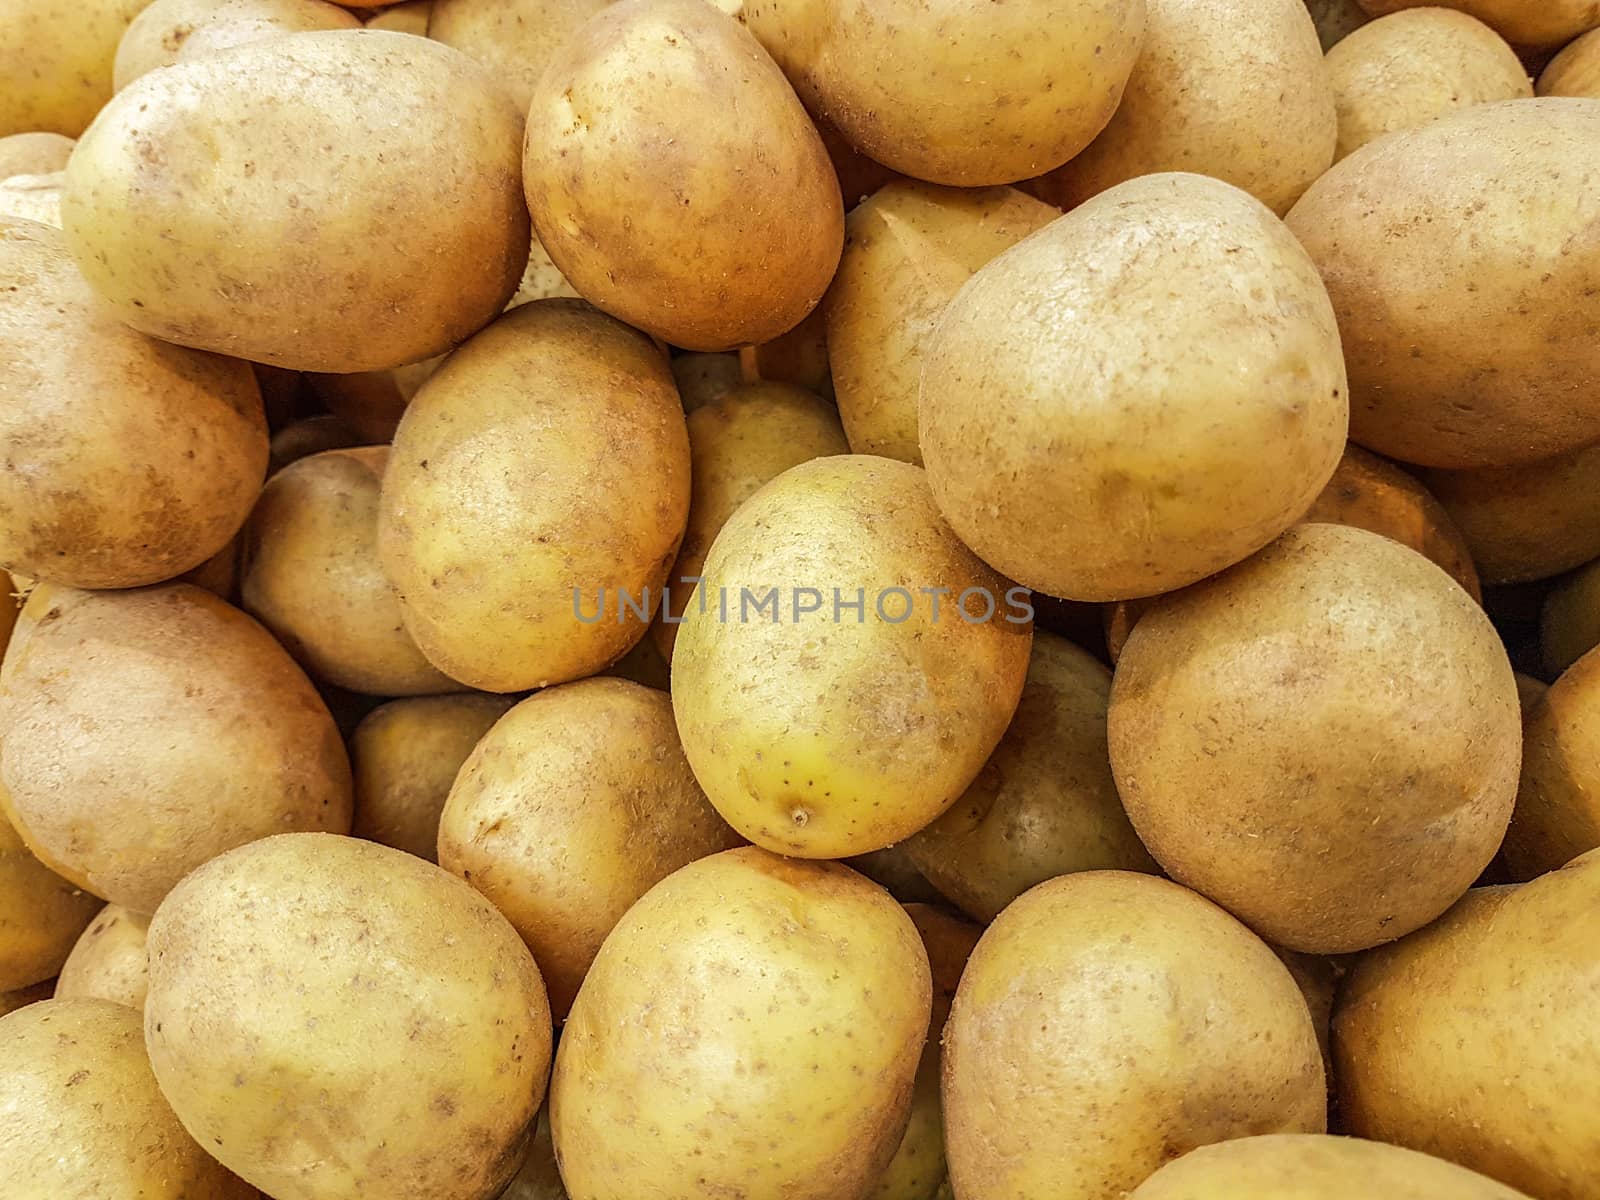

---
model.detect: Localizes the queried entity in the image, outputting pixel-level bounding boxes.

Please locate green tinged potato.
[1504,649,1600,880]
[0,0,154,137]
[53,903,150,1011]
[428,0,609,113]
[0,814,99,991]
[1354,0,1600,49]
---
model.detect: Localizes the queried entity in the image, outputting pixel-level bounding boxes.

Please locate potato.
[921,173,1347,603]
[53,903,149,1011]
[0,0,154,137]
[0,132,73,177]
[0,813,99,992]
[1503,649,1600,880]
[113,0,229,87]
[0,979,54,1017]
[824,181,1058,464]
[145,833,553,1200]
[1543,559,1600,674]
[742,0,1147,187]
[240,447,456,696]
[943,872,1326,1200]
[1036,0,1334,216]
[0,172,62,227]
[268,414,362,473]
[176,0,359,61]
[0,584,351,913]
[350,693,515,862]
[671,352,743,411]
[0,998,254,1198]
[1515,671,1549,716]
[428,0,608,113]
[378,300,690,692]
[1539,28,1600,95]
[551,847,931,1200]
[672,455,1032,858]
[652,381,848,660]
[501,1107,567,1200]
[63,30,529,373]
[845,845,944,906]
[366,0,430,33]
[524,0,841,351]
[1354,0,1600,49]
[0,218,266,589]
[1285,100,1600,469]
[601,628,672,690]
[1129,1135,1535,1198]
[1306,0,1370,48]
[1275,948,1339,1076]
[748,305,834,400]
[1335,853,1600,1199]
[304,370,408,443]
[1109,524,1519,953]
[904,632,1157,922]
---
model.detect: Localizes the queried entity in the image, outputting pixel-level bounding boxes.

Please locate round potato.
[0,132,73,178]
[1540,28,1600,95]
[551,847,931,1200]
[378,300,690,692]
[825,181,1059,465]
[1307,0,1370,48]
[113,0,230,87]
[742,0,1146,187]
[671,352,742,411]
[1543,559,1600,675]
[429,0,608,113]
[1284,100,1600,469]
[944,872,1326,1200]
[176,0,359,61]
[921,172,1347,602]
[145,833,552,1200]
[63,30,529,373]
[0,814,99,992]
[0,218,265,589]
[53,903,149,1011]
[672,455,1032,858]
[1110,524,1519,953]
[1354,0,1600,49]
[366,0,431,32]
[1504,649,1600,880]
[0,172,63,227]
[0,584,351,914]
[0,0,154,137]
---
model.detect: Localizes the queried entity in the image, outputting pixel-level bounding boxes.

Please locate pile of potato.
[3,0,1600,1197]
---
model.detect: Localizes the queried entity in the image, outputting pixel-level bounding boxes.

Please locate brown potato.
[0,132,73,178]
[428,0,608,113]
[845,845,944,906]
[748,305,834,401]
[500,1107,568,1200]
[304,369,408,443]
[1354,0,1600,49]
[1503,648,1600,880]
[1543,559,1600,675]
[175,0,359,61]
[1275,947,1339,1077]
[1539,27,1600,95]
[0,813,99,992]
[113,0,230,88]
[53,903,149,1011]
[0,0,154,137]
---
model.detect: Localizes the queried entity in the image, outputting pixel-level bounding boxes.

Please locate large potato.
[1354,0,1600,49]
[113,0,229,87]
[1285,100,1600,469]
[1543,559,1600,675]
[672,455,1032,858]
[53,903,149,1011]
[921,172,1347,602]
[429,0,608,113]
[1109,524,1519,953]
[0,0,153,137]
[824,182,1058,465]
[62,30,529,372]
[551,847,930,1200]
[1540,28,1600,95]
[0,132,73,178]
[176,0,358,61]
[944,872,1326,1200]
[1503,649,1600,880]
[0,218,265,589]
[0,814,99,992]
[0,584,351,913]
[145,833,552,1200]
[742,0,1147,187]
[378,300,690,692]
[1335,853,1600,1199]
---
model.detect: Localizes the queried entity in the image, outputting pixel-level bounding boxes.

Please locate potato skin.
[1109,524,1519,953]
[551,847,931,1200]
[63,30,529,372]
[429,0,609,113]
[53,903,149,1011]
[0,814,99,991]
[1285,100,1600,469]
[943,872,1326,1200]
[1540,28,1600,95]
[378,300,690,692]
[174,0,358,62]
[0,132,74,178]
[1306,0,1370,48]
[0,979,54,1017]
[145,833,552,1200]
[1504,649,1600,880]
[0,0,153,137]
[366,0,431,34]
[0,584,352,914]
[524,0,842,351]
[1355,0,1600,49]
[1543,560,1600,675]
[921,172,1347,602]
[113,0,229,88]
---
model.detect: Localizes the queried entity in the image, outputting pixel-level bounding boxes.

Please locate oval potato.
[1543,560,1600,676]
[0,132,73,178]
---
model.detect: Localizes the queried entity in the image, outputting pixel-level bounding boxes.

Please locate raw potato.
[0,813,99,991]
[524,0,843,350]
[113,0,229,87]
[0,133,73,178]
[1354,0,1600,49]
[551,847,931,1200]
[1543,560,1600,675]
[1516,671,1549,716]
[747,305,834,401]
[508,234,582,308]
[1275,948,1339,1074]
[825,181,1059,464]
[1129,1135,1535,1199]
[240,447,456,696]
[0,979,53,1017]
[846,845,944,906]
[501,1107,567,1200]
[428,0,609,113]
[63,30,530,373]
[943,872,1326,1200]
[175,0,360,62]
[921,172,1347,602]
[1285,100,1600,469]
[378,300,690,692]
[1336,854,1600,1199]
[1036,0,1335,216]
[905,632,1158,923]
[671,352,743,411]
[53,904,149,1011]
[350,693,516,862]
[366,0,431,33]
[1109,524,1520,953]
[0,584,352,914]
[1540,28,1600,95]
[602,630,672,690]
[0,218,266,589]
[1306,0,1369,48]
[0,0,154,137]
[741,0,1147,186]
[145,833,553,1200]
[268,414,362,473]
[305,370,409,443]
[0,173,63,228]
[0,999,255,1199]
[671,455,1032,858]
[1504,650,1600,880]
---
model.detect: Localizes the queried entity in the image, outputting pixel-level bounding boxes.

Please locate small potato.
[0,999,254,1198]
[524,0,843,351]
[240,447,456,696]
[601,629,672,690]
[268,414,362,472]
[428,0,608,113]
[53,903,149,1011]
[1543,559,1600,675]
[146,833,553,1200]
[1503,649,1600,880]
[0,132,73,177]
[0,814,99,992]
[0,0,154,137]
[943,872,1326,1200]
[366,0,431,33]
[350,693,516,862]
[113,0,230,87]
[1539,28,1600,95]
[825,181,1059,464]
[0,172,63,227]
[671,352,743,411]
[1354,0,1600,50]
[1307,0,1370,48]
[175,0,359,61]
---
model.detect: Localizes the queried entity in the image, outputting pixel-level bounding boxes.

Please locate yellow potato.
[921,172,1347,602]
[523,0,843,350]
[1503,649,1600,880]
[53,903,149,1011]
[175,0,359,61]
[145,833,552,1200]
[1275,947,1339,1076]
[63,30,529,372]
[428,0,609,113]
[0,132,73,177]
[944,872,1326,1200]
[671,351,743,411]
[1539,27,1600,95]
[747,305,834,401]
[0,217,266,589]
[1354,0,1600,49]
[672,455,1032,858]
[0,814,99,992]
[0,172,62,227]
[551,847,931,1200]
[113,0,230,88]
[825,181,1059,464]
[378,300,690,691]
[1306,0,1370,48]
[0,0,154,137]
[601,628,672,690]
[268,414,362,473]
[366,0,431,33]
[1543,559,1600,675]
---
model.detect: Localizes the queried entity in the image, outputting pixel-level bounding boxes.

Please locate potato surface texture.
[53,903,151,1011]
[1504,649,1600,880]
[0,810,99,991]
[0,0,154,137]
[1354,0,1600,49]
